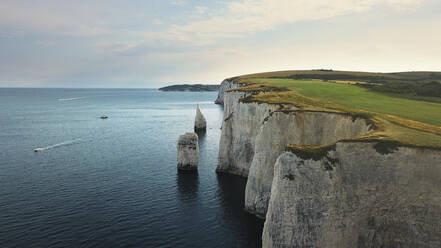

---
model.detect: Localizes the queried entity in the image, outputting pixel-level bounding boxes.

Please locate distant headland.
[159,84,220,92]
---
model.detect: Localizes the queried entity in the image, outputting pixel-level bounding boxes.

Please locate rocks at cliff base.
[194,104,207,132]
[177,132,199,171]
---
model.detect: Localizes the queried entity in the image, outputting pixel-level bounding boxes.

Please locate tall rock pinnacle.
[194,104,207,132]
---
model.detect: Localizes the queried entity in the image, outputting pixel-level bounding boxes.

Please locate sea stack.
[177,132,199,171]
[194,104,207,132]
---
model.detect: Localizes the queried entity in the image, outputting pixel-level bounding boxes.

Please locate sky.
[0,0,440,88]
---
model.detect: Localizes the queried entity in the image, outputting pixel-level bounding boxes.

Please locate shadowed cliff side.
[245,111,372,218]
[263,145,441,248]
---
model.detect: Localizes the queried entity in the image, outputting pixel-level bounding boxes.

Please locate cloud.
[0,1,111,36]
[35,41,57,46]
[170,0,186,6]
[153,18,164,25]
[195,6,208,14]
[0,0,438,87]
[149,0,425,45]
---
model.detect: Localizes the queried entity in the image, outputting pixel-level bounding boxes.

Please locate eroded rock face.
[245,111,371,217]
[263,144,441,248]
[194,104,207,131]
[215,78,441,247]
[214,79,244,105]
[217,91,280,177]
[177,133,199,171]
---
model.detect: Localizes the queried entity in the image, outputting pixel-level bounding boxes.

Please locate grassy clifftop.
[229,70,441,149]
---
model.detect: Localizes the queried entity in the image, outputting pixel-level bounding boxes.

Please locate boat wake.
[34,139,82,152]
[57,97,85,101]
[168,101,214,105]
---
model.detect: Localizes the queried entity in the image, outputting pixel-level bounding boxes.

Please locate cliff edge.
[216,70,441,248]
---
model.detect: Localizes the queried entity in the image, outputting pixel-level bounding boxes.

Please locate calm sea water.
[0,88,263,248]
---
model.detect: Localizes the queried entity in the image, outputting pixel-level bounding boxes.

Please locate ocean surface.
[0,88,263,248]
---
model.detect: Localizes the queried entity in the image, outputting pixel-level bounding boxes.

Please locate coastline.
[215,74,441,248]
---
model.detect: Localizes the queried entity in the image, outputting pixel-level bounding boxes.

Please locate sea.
[0,88,263,248]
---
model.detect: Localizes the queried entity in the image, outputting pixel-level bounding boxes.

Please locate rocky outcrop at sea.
[177,132,199,171]
[194,104,207,132]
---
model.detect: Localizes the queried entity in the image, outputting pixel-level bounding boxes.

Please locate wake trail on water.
[34,139,82,152]
[57,97,85,101]
[168,101,214,105]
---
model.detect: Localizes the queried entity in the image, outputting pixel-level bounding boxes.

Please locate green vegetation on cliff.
[230,70,441,149]
[250,78,441,126]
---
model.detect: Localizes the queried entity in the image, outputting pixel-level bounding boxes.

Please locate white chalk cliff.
[216,79,441,248]
[215,78,245,105]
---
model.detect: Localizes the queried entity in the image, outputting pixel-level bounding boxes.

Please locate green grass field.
[233,75,441,148]
[251,78,441,126]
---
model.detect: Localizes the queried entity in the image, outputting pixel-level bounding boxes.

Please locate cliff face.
[263,145,441,248]
[245,111,372,217]
[217,89,280,176]
[216,79,441,247]
[215,79,245,105]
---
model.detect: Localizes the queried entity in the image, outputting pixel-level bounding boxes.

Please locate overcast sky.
[1,0,440,88]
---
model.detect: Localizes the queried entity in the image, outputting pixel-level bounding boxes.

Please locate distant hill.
[159,84,220,92]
